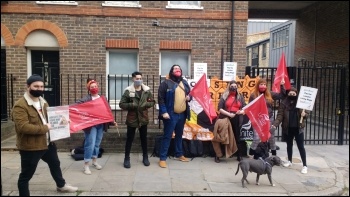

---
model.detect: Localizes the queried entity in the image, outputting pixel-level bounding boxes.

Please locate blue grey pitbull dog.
[235,156,282,188]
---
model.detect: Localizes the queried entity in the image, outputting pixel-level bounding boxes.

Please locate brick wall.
[295,1,349,63]
[1,1,249,115]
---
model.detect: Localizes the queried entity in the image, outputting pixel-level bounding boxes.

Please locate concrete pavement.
[1,136,348,196]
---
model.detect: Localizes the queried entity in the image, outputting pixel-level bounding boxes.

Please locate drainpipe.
[230,1,234,62]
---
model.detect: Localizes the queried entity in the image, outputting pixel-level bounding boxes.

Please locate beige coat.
[212,118,238,158]
[11,92,50,151]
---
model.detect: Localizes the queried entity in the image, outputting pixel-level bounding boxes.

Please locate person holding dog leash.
[271,87,309,174]
[242,78,286,158]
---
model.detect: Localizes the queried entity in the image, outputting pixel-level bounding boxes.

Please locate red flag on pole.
[190,73,217,124]
[273,52,291,92]
[242,94,270,142]
[69,96,114,133]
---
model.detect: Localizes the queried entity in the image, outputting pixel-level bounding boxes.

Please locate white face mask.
[134,80,143,86]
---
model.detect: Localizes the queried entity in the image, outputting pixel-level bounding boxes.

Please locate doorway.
[31,50,60,106]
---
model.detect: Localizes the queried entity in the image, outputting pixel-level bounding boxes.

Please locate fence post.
[245,66,251,77]
[287,66,297,86]
[338,67,346,145]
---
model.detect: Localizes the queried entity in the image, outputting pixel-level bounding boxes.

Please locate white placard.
[223,62,237,81]
[47,105,70,142]
[193,63,207,80]
[296,86,318,111]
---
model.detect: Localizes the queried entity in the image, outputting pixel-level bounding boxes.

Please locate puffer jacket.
[272,97,309,136]
[11,92,50,151]
[119,83,156,128]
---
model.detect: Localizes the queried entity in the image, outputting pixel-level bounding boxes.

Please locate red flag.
[69,96,114,133]
[273,52,291,92]
[190,73,217,123]
[242,94,270,142]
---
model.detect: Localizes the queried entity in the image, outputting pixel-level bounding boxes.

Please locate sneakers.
[159,160,167,168]
[175,156,189,162]
[57,183,78,193]
[92,162,102,170]
[301,166,308,174]
[282,160,292,167]
[83,165,91,175]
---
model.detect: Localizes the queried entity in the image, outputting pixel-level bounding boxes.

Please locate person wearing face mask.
[11,74,78,195]
[271,87,309,174]
[76,78,117,175]
[157,64,192,168]
[213,80,246,162]
[244,78,286,158]
[119,71,155,168]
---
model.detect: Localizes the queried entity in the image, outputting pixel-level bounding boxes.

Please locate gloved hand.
[162,113,170,119]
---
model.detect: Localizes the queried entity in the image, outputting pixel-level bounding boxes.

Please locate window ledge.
[102,3,141,8]
[166,5,203,10]
[36,1,78,6]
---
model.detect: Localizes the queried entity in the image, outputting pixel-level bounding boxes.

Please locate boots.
[142,154,150,166]
[123,157,131,168]
[271,150,277,156]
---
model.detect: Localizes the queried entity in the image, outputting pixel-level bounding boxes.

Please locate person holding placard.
[271,87,309,174]
[11,74,78,195]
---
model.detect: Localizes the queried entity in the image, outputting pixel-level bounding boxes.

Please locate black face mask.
[288,95,297,100]
[30,89,43,97]
[229,87,237,92]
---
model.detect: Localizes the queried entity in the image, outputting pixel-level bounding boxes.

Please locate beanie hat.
[289,87,298,94]
[27,74,44,85]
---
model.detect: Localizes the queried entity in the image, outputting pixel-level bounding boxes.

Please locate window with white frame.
[36,1,78,5]
[107,50,138,110]
[160,51,190,78]
[262,43,267,59]
[102,1,141,8]
[166,1,203,9]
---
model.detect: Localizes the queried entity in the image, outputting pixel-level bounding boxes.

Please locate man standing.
[119,71,156,168]
[11,74,78,196]
[158,65,192,168]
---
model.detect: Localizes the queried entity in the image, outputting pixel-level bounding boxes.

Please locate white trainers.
[301,166,308,174]
[283,160,292,167]
[92,162,102,170]
[83,165,91,175]
[57,183,78,193]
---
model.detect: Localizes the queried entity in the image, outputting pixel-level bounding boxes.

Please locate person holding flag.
[244,78,286,158]
[215,80,246,162]
[75,78,117,175]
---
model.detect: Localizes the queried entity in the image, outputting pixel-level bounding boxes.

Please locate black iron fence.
[245,61,349,145]
[1,61,349,144]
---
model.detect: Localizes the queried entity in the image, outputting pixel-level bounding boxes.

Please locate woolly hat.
[27,74,44,85]
[289,87,298,94]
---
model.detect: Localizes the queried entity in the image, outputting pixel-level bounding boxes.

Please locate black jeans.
[124,125,148,157]
[286,127,307,167]
[18,143,65,196]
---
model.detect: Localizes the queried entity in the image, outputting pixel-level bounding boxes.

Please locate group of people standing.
[11,65,309,195]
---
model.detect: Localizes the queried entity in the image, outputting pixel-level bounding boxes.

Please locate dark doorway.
[31,50,60,106]
[1,49,7,121]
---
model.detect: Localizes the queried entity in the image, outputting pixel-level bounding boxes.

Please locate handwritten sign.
[47,105,70,141]
[223,62,237,81]
[193,63,207,80]
[296,86,318,111]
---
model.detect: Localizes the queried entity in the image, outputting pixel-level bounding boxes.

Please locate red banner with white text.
[69,96,114,133]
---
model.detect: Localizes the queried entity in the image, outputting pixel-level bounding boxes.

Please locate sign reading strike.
[296,86,318,111]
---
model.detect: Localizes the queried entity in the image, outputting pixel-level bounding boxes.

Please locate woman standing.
[76,79,117,175]
[272,87,309,174]
[215,80,246,162]
[247,78,286,157]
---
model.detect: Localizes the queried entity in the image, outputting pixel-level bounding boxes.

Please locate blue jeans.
[18,143,66,196]
[160,112,186,161]
[84,124,104,162]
